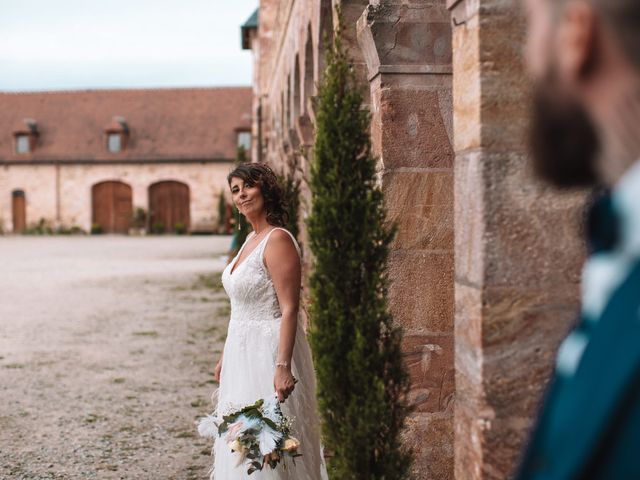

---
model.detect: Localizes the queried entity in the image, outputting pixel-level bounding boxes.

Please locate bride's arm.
[264,229,301,402]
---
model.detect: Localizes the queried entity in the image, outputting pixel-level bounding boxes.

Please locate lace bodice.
[222,227,302,327]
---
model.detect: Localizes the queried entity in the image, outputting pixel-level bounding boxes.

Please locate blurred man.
[517,0,640,478]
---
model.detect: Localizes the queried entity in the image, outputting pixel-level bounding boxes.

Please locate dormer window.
[16,134,30,154]
[108,133,122,153]
[105,116,129,153]
[237,130,251,151]
[13,118,39,155]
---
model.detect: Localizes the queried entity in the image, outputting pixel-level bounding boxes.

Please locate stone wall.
[0,162,234,233]
[248,0,585,478]
[448,0,585,478]
[358,1,455,477]
[250,0,456,477]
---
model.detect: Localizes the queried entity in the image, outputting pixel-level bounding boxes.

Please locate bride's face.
[229,176,265,217]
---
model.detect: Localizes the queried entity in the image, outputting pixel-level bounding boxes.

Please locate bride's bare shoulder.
[264,228,298,261]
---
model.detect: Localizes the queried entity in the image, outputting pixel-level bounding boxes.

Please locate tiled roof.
[0,87,252,162]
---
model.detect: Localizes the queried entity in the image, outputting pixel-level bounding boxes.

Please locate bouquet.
[197,396,302,475]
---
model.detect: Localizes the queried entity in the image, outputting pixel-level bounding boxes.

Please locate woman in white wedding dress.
[208,163,328,479]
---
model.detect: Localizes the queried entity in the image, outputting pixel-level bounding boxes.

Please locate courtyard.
[0,235,232,479]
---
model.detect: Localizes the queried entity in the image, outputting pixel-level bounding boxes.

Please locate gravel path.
[0,236,232,480]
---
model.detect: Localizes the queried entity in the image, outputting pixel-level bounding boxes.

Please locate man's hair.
[596,0,640,67]
[558,0,640,68]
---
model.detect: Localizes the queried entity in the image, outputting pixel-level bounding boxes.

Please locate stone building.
[0,87,252,234]
[242,1,585,478]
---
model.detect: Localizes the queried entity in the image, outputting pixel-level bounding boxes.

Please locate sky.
[0,0,257,92]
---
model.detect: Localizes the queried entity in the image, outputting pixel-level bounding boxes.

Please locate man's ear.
[556,0,598,85]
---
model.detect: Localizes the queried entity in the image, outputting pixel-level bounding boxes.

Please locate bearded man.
[517,0,640,478]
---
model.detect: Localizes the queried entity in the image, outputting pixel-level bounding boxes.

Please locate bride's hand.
[274,366,295,402]
[213,358,222,382]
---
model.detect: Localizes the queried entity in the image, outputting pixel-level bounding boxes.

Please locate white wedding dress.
[209,227,328,479]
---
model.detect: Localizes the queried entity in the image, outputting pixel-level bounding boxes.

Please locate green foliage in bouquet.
[306,23,413,480]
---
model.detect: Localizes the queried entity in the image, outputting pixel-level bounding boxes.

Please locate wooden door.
[148,181,190,233]
[92,181,132,233]
[12,190,26,233]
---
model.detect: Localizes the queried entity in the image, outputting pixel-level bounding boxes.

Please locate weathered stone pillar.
[358,2,455,478]
[448,0,586,478]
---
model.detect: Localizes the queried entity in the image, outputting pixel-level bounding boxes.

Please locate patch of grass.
[132,331,158,337]
[129,349,145,355]
[193,273,225,293]
[4,363,26,369]
[190,398,207,408]
[112,377,126,384]
[215,304,231,318]
[175,430,196,439]
[83,413,107,424]
[125,395,137,400]
[119,425,135,432]
[201,325,219,335]
[18,410,29,417]
[186,339,196,345]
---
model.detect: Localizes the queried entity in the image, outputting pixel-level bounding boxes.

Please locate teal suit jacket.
[516,259,640,479]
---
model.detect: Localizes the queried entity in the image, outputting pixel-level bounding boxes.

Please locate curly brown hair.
[227,162,289,228]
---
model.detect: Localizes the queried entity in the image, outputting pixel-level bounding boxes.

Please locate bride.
[208,162,328,479]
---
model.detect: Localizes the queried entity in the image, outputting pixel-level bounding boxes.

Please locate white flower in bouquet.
[282,437,300,452]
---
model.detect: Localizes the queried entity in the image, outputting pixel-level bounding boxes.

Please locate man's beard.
[529,81,600,188]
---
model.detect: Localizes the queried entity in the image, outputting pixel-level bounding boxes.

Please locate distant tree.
[306,24,412,480]
[217,190,227,233]
[232,146,251,252]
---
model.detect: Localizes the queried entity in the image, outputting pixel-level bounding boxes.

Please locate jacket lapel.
[551,261,640,479]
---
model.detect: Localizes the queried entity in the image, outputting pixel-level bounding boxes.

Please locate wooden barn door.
[148,181,190,233]
[92,181,132,233]
[12,190,26,233]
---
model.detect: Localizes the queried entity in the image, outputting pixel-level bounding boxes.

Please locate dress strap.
[259,227,301,265]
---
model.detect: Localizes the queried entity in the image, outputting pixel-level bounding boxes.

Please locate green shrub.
[307,26,412,479]
[151,221,165,234]
[24,218,54,235]
[90,223,103,235]
[174,222,187,235]
[132,207,147,229]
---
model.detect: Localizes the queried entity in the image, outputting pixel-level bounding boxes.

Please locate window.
[15,134,30,154]
[108,133,122,153]
[237,131,251,151]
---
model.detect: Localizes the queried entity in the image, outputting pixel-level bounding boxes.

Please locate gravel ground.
[0,235,232,480]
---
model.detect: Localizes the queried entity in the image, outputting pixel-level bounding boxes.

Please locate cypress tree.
[307,27,412,479]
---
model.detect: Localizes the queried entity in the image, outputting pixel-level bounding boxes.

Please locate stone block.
[403,412,454,480]
[403,334,455,413]
[388,250,454,333]
[451,16,481,153]
[454,149,485,287]
[379,88,454,169]
[382,169,453,251]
